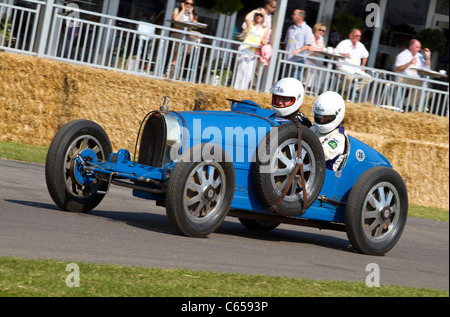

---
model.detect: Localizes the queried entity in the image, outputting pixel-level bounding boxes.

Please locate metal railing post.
[36,0,55,57]
[261,0,288,92]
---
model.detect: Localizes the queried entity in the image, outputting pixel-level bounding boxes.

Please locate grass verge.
[0,141,48,164]
[0,257,447,297]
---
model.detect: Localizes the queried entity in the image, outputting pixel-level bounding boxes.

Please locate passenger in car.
[270,77,312,127]
[310,91,347,171]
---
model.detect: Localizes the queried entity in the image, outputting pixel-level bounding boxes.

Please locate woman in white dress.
[304,23,327,92]
[233,8,270,90]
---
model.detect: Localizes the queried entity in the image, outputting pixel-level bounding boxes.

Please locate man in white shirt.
[335,29,372,94]
[285,9,313,61]
[394,39,432,110]
[284,9,313,79]
[395,39,431,81]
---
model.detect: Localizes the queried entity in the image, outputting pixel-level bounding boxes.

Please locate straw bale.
[347,131,449,209]
[0,53,66,144]
[342,101,449,145]
[0,52,448,209]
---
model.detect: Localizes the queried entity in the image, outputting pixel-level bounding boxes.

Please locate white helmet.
[270,77,305,117]
[312,91,345,134]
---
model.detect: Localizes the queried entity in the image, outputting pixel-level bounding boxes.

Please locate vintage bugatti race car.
[45,98,408,255]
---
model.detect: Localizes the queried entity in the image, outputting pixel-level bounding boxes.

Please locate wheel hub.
[381,206,392,220]
[70,148,98,186]
[203,185,215,201]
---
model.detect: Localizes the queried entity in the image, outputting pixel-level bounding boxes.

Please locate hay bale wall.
[1,52,448,209]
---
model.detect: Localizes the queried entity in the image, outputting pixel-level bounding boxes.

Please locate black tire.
[252,123,325,216]
[345,166,408,255]
[45,119,112,212]
[238,218,280,231]
[166,144,235,237]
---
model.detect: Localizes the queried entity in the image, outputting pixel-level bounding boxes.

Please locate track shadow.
[217,219,354,253]
[4,199,174,235]
[4,199,60,211]
[6,199,354,253]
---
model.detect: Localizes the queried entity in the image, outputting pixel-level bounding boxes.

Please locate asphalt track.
[0,159,448,291]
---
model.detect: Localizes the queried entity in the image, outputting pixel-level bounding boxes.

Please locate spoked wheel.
[166,144,235,237]
[45,119,112,212]
[253,123,325,216]
[346,166,408,255]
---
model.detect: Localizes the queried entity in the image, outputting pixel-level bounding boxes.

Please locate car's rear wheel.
[45,119,112,212]
[166,144,235,237]
[346,166,408,255]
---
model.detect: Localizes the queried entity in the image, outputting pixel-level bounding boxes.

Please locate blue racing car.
[45,97,408,255]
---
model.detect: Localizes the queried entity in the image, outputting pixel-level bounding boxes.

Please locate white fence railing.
[276,52,449,116]
[1,0,448,117]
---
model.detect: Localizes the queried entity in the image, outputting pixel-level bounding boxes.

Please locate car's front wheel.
[166,144,235,237]
[45,119,112,212]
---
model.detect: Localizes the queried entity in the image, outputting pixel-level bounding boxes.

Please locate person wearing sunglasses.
[304,23,327,91]
[173,1,198,23]
[171,1,199,66]
[334,28,372,94]
[233,8,270,90]
[242,1,277,42]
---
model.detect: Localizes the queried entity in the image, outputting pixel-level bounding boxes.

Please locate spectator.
[242,0,277,42]
[270,77,312,127]
[170,0,200,66]
[233,8,270,90]
[394,39,432,110]
[335,28,372,95]
[172,0,198,23]
[284,9,313,79]
[395,39,431,82]
[310,91,347,171]
[304,23,327,91]
[240,1,277,88]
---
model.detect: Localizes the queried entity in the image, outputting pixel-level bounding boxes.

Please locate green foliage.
[211,0,243,15]
[333,13,364,39]
[417,28,446,54]
[0,17,12,42]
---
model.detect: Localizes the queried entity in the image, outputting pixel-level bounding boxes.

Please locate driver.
[270,77,312,127]
[310,91,347,171]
